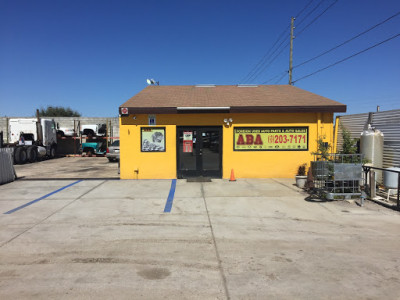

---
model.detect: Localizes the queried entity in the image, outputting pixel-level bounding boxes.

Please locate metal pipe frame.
[362,166,400,210]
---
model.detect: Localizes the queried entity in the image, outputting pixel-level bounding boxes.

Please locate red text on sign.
[237,134,263,145]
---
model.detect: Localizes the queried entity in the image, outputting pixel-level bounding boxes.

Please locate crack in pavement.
[201,182,230,300]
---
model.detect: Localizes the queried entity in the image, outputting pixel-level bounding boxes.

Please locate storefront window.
[141,127,166,152]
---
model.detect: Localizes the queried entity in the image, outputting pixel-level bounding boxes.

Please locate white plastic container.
[360,125,384,182]
[383,167,400,189]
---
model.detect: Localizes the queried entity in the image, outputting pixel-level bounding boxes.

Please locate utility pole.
[289,17,295,85]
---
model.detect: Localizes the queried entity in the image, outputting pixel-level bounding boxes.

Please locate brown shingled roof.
[119,85,346,114]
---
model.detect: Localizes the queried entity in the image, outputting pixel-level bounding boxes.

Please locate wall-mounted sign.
[234,127,308,151]
[183,131,193,153]
[141,127,165,152]
[148,115,156,126]
[121,107,128,115]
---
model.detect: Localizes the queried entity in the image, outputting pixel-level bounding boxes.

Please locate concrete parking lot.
[14,157,119,179]
[0,178,399,299]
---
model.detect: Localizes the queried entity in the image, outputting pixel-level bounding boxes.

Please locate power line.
[259,0,336,84]
[262,70,288,84]
[293,33,400,83]
[275,72,288,84]
[239,0,317,83]
[296,0,339,37]
[296,0,325,27]
[244,30,290,83]
[251,40,291,83]
[295,0,315,19]
[239,25,290,83]
[349,99,400,106]
[247,38,290,83]
[294,10,400,69]
[252,1,333,83]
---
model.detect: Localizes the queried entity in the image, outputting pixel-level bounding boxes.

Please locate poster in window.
[183,131,193,153]
[141,127,165,152]
[234,127,308,151]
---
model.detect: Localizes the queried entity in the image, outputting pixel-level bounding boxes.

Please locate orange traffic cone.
[229,169,236,182]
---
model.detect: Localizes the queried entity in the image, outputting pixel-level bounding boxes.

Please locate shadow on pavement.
[304,191,332,203]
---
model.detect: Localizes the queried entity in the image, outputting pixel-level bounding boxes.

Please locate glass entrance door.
[177,127,222,178]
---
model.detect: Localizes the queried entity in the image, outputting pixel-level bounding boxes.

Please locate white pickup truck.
[56,125,75,137]
[80,123,106,137]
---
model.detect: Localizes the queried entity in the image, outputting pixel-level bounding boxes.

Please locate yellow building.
[119,85,346,180]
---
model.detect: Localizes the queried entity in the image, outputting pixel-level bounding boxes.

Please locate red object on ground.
[229,169,236,182]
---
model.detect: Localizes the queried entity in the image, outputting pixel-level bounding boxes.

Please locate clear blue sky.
[1,0,399,117]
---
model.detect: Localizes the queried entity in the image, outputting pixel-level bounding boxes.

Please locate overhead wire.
[295,0,325,27]
[247,38,290,83]
[252,0,334,83]
[350,99,400,106]
[239,25,290,83]
[295,0,315,20]
[239,0,316,84]
[244,29,290,83]
[294,10,400,69]
[251,40,291,83]
[296,0,339,37]
[293,32,400,83]
[274,72,288,84]
[262,70,288,84]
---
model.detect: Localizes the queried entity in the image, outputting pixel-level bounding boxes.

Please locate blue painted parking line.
[163,179,177,213]
[4,180,82,214]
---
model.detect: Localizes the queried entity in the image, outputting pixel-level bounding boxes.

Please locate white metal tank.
[360,124,384,182]
[383,167,400,189]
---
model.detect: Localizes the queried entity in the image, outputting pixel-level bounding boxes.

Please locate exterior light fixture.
[224,118,233,126]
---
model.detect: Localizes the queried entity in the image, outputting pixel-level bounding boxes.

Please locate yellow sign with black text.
[234,127,308,151]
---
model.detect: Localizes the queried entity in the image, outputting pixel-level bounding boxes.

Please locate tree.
[340,125,362,163]
[37,106,81,117]
[313,135,331,160]
[340,125,357,154]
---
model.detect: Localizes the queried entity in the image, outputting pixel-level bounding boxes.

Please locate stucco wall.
[119,112,334,179]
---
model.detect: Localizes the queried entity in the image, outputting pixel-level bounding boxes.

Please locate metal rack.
[312,154,363,200]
